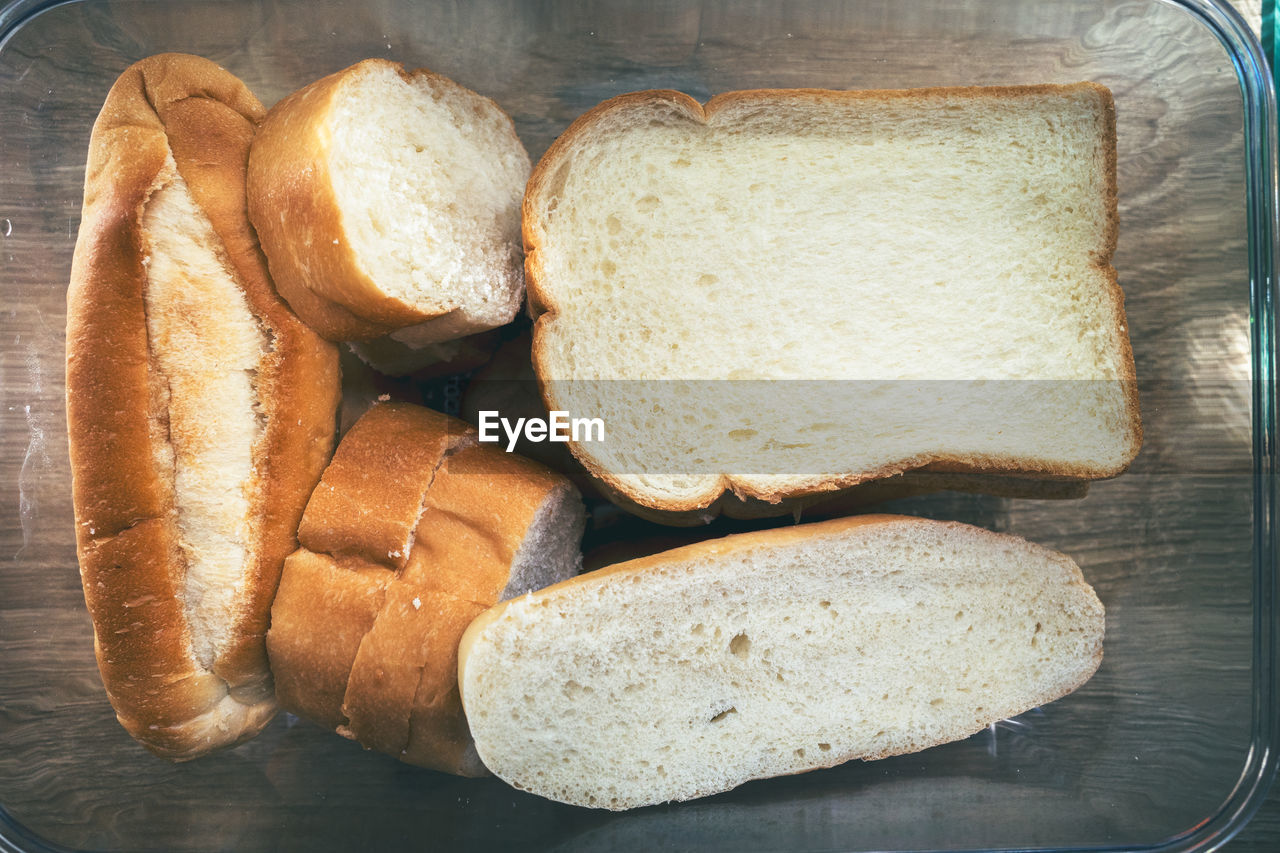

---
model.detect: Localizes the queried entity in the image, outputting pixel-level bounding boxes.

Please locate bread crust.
[66,53,340,759]
[246,60,407,340]
[402,441,576,602]
[266,402,584,775]
[297,403,463,569]
[268,550,391,731]
[247,58,525,342]
[523,84,1141,519]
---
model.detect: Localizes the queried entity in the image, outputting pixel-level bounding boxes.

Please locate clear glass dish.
[0,0,1275,850]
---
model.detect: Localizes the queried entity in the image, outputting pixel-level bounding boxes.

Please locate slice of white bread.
[524,85,1141,518]
[266,402,585,775]
[66,54,340,760]
[458,514,1104,809]
[247,58,531,345]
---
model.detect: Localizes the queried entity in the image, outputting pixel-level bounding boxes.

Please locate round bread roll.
[66,53,341,760]
[246,58,531,349]
[266,402,586,775]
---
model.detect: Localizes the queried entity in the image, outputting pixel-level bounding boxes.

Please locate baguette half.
[66,54,341,759]
[458,514,1104,809]
[524,85,1140,518]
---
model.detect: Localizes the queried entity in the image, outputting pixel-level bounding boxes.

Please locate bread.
[524,85,1141,518]
[458,514,1104,809]
[266,402,585,775]
[65,53,341,760]
[247,58,531,346]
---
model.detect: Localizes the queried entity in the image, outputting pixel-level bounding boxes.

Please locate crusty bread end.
[248,58,531,343]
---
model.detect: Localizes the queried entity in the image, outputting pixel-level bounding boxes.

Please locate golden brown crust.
[401,442,569,603]
[297,403,465,569]
[76,522,227,736]
[266,550,391,731]
[267,402,582,775]
[246,60,408,340]
[66,53,340,759]
[341,580,439,756]
[1091,84,1144,455]
[523,84,1141,520]
[402,593,489,774]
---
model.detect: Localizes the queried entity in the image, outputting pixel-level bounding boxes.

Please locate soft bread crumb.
[327,61,530,331]
[459,516,1105,810]
[499,483,587,601]
[141,160,267,672]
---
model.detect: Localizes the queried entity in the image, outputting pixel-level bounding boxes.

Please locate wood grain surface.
[0,0,1272,851]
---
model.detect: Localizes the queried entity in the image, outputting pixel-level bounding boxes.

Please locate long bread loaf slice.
[458,515,1104,809]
